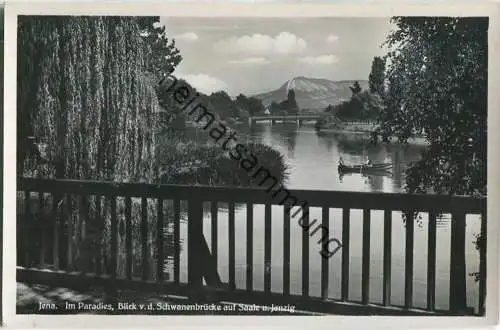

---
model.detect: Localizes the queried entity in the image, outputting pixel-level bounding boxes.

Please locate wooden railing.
[17,178,486,315]
[251,115,321,121]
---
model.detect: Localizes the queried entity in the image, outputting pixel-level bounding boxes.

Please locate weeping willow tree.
[18,16,158,181]
[17,16,173,279]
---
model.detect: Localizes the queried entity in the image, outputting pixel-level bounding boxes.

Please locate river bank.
[315,127,429,146]
[304,120,429,146]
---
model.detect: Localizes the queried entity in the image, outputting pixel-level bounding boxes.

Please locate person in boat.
[339,157,345,167]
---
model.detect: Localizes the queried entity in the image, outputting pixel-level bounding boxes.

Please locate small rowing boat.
[338,162,392,174]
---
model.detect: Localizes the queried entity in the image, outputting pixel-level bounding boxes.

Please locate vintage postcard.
[2,1,499,328]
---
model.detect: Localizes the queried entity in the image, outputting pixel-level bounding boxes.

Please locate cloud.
[228,57,271,65]
[176,74,227,94]
[326,34,339,43]
[214,32,307,55]
[297,55,338,65]
[173,32,199,42]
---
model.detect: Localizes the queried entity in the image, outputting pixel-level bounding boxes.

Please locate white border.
[3,2,500,329]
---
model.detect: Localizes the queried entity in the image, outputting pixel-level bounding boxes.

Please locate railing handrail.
[252,115,321,119]
[18,177,486,213]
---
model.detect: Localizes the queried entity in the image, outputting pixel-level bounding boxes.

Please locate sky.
[160,17,394,96]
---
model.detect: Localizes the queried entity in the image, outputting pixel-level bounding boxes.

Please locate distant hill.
[253,76,369,111]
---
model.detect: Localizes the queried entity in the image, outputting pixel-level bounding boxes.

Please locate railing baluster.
[110,195,117,279]
[80,195,88,246]
[427,211,437,311]
[283,204,291,296]
[449,211,467,313]
[383,209,392,306]
[52,193,60,270]
[66,194,73,271]
[22,191,30,266]
[211,201,218,266]
[95,196,102,276]
[16,194,21,266]
[229,202,236,290]
[341,208,350,301]
[301,204,309,297]
[362,209,371,304]
[321,206,329,300]
[157,198,164,283]
[125,197,132,279]
[141,197,148,281]
[77,195,84,245]
[39,192,45,266]
[479,210,487,316]
[187,197,203,286]
[174,199,180,284]
[404,211,415,309]
[264,203,272,293]
[246,203,253,292]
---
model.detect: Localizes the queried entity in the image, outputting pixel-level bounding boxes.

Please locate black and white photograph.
[3,2,497,325]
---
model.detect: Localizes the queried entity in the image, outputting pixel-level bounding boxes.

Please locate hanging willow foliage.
[18,16,158,181]
[17,16,163,277]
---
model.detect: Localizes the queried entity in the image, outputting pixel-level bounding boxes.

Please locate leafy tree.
[137,17,182,78]
[136,17,183,133]
[235,94,265,117]
[324,104,335,113]
[208,91,239,119]
[270,101,281,114]
[334,100,353,120]
[376,17,487,196]
[333,91,383,121]
[249,97,265,116]
[349,81,362,95]
[155,78,193,133]
[286,89,299,114]
[369,56,386,95]
[357,91,384,121]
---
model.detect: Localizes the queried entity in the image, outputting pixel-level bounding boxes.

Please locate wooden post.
[156,198,164,283]
[479,210,487,316]
[321,206,329,300]
[173,199,181,284]
[362,209,371,304]
[283,204,290,296]
[382,209,392,306]
[229,202,236,290]
[404,211,414,309]
[188,198,221,293]
[188,197,204,287]
[427,212,437,311]
[141,197,148,281]
[108,195,118,306]
[264,203,272,293]
[341,208,350,301]
[449,211,467,313]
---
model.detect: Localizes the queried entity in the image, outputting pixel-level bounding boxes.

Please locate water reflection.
[184,123,424,193]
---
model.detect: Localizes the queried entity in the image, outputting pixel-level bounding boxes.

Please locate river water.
[169,123,481,312]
